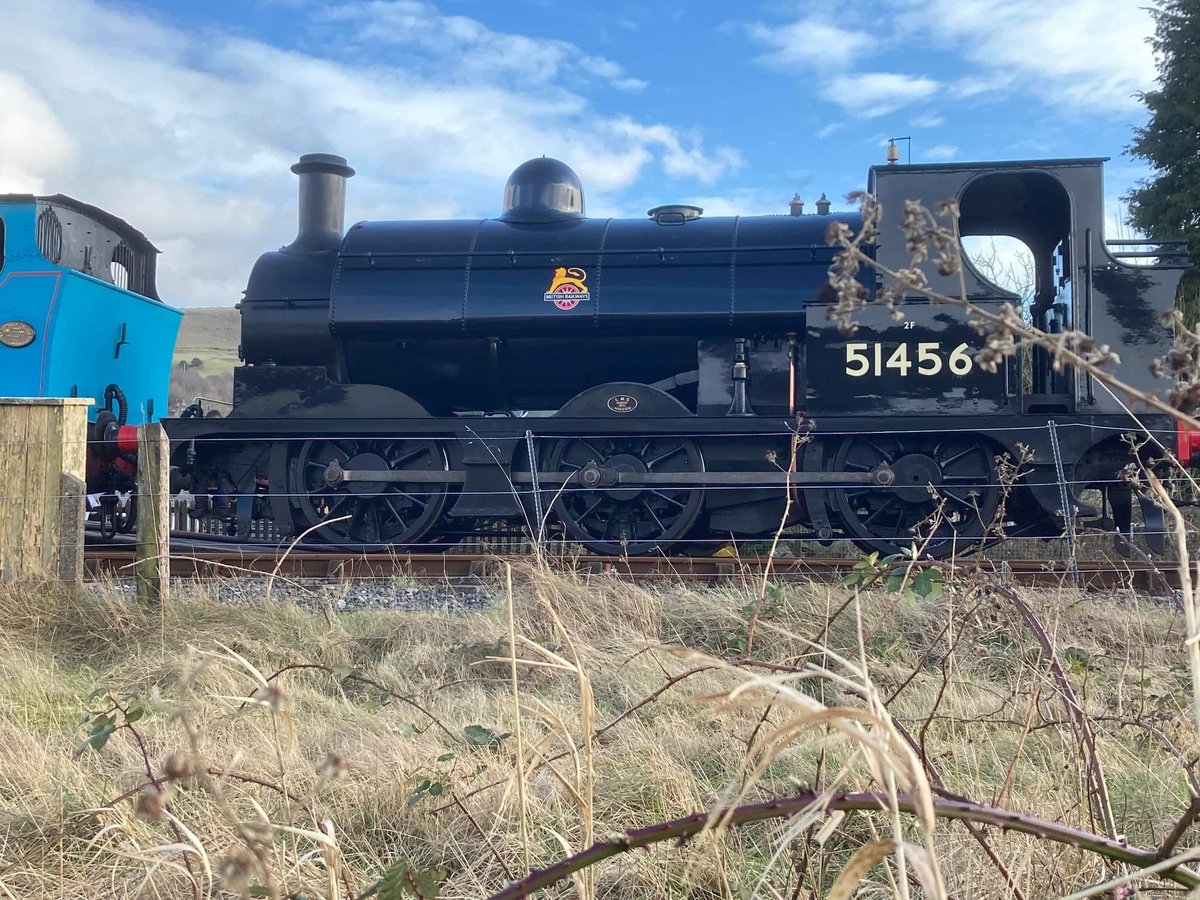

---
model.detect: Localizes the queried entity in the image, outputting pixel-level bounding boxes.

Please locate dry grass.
[0,566,1195,898]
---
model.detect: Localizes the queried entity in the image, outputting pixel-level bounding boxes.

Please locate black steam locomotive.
[165,152,1197,556]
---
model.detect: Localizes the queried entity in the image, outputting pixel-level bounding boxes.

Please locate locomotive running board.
[322,459,895,488]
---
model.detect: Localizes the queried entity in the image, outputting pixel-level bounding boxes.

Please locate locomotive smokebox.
[286,153,356,253]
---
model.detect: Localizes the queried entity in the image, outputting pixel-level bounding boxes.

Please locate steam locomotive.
[0,192,181,533]
[164,152,1198,556]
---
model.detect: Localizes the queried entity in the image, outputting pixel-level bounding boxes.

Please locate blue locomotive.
[0,193,182,507]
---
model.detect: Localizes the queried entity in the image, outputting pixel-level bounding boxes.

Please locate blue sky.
[0,0,1159,305]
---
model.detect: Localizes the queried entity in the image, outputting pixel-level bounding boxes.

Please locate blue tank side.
[0,201,61,397]
[43,272,182,424]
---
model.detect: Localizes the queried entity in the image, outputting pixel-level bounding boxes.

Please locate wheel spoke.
[391,489,429,508]
[862,496,898,526]
[641,498,668,533]
[939,446,977,470]
[578,439,606,461]
[390,445,431,468]
[646,444,685,469]
[865,440,893,462]
[651,490,687,509]
[383,497,409,531]
[576,495,606,523]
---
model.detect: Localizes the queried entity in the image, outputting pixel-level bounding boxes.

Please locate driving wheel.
[291,437,449,548]
[547,435,704,555]
[833,434,1000,558]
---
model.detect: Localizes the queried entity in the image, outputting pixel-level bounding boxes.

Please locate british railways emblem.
[544,267,590,310]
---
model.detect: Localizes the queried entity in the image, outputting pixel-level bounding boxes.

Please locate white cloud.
[922,144,959,161]
[0,73,77,190]
[893,0,1156,112]
[816,123,844,140]
[911,113,944,129]
[0,0,738,305]
[822,72,940,119]
[742,16,873,71]
[321,1,648,92]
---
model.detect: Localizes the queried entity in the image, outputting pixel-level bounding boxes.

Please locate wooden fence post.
[0,398,90,583]
[136,422,170,604]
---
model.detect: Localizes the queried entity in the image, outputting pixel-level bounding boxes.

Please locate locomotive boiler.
[166,152,1197,556]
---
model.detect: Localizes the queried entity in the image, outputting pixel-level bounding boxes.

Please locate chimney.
[285,153,356,253]
[815,193,831,215]
[788,194,804,216]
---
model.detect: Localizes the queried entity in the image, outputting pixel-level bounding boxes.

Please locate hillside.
[173,305,240,374]
[169,306,240,410]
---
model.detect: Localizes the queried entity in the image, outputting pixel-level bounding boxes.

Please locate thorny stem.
[120,713,200,900]
[995,585,1118,839]
[1147,472,1200,741]
[253,662,462,746]
[485,791,1200,899]
[452,794,516,881]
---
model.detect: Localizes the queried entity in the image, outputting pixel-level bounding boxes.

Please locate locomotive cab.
[867,159,1182,418]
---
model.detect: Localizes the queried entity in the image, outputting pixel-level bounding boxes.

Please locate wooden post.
[0,398,91,583]
[136,422,170,604]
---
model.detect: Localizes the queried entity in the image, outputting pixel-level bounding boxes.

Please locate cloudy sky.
[0,0,1160,306]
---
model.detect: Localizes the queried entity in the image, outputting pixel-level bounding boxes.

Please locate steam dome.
[500,157,585,223]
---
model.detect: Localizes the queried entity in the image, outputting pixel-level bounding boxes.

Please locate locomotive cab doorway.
[959,171,1075,413]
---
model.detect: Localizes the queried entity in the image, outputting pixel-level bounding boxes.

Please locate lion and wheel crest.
[544,266,590,310]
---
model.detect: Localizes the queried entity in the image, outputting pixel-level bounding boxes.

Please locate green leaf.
[393,723,417,737]
[436,752,455,762]
[1063,646,1091,674]
[428,782,443,796]
[89,724,115,752]
[912,567,943,600]
[377,861,446,899]
[330,664,354,681]
[249,888,271,898]
[463,724,508,749]
[124,704,145,724]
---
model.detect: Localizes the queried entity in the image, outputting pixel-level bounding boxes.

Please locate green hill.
[173,306,240,375]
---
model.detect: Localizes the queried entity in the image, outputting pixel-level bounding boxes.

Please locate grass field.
[173,306,240,375]
[0,565,1195,898]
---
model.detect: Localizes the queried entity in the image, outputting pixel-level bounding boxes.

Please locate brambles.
[0,568,1197,898]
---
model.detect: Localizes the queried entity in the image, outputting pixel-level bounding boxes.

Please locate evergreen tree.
[1126,0,1200,323]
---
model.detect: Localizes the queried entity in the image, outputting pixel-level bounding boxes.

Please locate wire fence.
[2,413,1195,585]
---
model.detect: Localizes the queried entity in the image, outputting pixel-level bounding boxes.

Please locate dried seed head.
[134,786,167,823]
[252,683,289,714]
[316,751,346,781]
[161,751,194,783]
[218,846,258,893]
[239,820,276,846]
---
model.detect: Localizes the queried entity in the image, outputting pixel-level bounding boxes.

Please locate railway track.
[82,543,1181,593]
